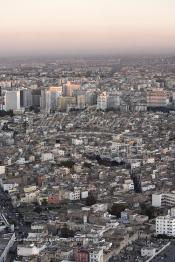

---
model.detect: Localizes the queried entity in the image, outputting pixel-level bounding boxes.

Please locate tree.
[140,204,164,219]
[109,203,127,218]
[34,206,42,213]
[42,199,48,205]
[85,193,96,206]
[60,224,75,238]
[8,109,14,118]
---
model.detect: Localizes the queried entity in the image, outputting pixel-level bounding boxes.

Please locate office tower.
[40,89,47,112]
[24,89,32,108]
[45,86,62,113]
[20,89,32,108]
[85,91,97,106]
[31,89,41,108]
[5,90,21,111]
[131,173,142,193]
[58,96,76,112]
[20,90,24,107]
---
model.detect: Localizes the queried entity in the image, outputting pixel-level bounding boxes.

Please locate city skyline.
[1,0,175,56]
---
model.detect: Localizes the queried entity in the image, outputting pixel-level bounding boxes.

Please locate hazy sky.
[0,0,175,56]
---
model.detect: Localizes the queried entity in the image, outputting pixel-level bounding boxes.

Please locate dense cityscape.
[0,56,175,261]
[1,0,175,260]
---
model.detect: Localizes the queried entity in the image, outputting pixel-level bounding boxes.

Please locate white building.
[156,214,175,236]
[0,166,5,175]
[141,247,156,257]
[123,179,134,191]
[20,189,39,204]
[17,243,46,257]
[0,178,18,193]
[152,193,175,207]
[41,153,54,162]
[81,191,89,199]
[72,138,83,145]
[69,188,81,201]
[89,248,103,262]
[5,90,20,111]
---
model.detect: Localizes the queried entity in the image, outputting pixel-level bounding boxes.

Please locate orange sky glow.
[0,0,175,55]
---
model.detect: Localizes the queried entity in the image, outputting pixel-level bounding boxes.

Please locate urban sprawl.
[0,56,175,262]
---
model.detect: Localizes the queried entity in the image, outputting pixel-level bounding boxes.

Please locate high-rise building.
[147,89,169,107]
[40,89,47,112]
[85,91,97,106]
[20,89,32,108]
[63,81,80,97]
[107,94,120,110]
[5,90,21,111]
[31,89,41,108]
[58,96,76,111]
[0,86,4,110]
[45,86,62,113]
[97,92,108,110]
[131,173,142,193]
[77,95,86,109]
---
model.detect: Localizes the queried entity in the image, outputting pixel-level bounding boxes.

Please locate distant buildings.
[45,86,62,113]
[97,92,121,111]
[58,96,76,111]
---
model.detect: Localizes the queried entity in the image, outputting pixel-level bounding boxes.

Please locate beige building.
[64,81,80,97]
[58,96,76,111]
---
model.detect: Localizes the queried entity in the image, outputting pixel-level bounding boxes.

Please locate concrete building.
[85,91,97,106]
[89,248,103,262]
[45,86,62,113]
[152,193,175,207]
[74,248,89,262]
[107,94,120,110]
[97,92,108,111]
[69,188,81,201]
[41,153,54,162]
[77,95,86,109]
[17,243,46,257]
[31,89,41,108]
[156,211,175,236]
[141,247,156,257]
[63,81,80,97]
[20,89,32,108]
[58,96,76,111]
[5,90,21,111]
[147,89,169,107]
